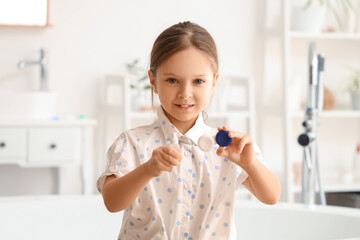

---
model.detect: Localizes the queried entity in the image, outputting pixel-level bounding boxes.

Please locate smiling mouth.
[175,104,194,110]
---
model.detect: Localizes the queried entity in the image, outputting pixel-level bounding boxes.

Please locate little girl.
[97,21,281,240]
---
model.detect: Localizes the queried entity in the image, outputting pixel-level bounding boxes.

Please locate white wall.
[0,0,259,195]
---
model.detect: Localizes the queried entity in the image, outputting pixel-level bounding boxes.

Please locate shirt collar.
[155,106,207,146]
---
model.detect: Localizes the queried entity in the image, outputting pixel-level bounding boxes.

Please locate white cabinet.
[0,120,97,195]
[0,128,26,161]
[259,0,360,202]
[28,128,81,163]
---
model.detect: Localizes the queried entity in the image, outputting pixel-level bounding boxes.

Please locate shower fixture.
[298,42,326,205]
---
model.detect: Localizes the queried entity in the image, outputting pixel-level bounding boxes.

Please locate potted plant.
[292,0,355,33]
[125,59,151,111]
[346,67,360,110]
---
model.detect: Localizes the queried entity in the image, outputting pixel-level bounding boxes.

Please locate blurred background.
[0,0,359,207]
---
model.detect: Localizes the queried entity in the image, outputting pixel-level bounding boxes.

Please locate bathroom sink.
[0,89,58,120]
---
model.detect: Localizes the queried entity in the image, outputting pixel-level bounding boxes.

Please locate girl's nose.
[178,83,192,99]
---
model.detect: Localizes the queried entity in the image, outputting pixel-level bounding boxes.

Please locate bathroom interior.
[0,0,360,239]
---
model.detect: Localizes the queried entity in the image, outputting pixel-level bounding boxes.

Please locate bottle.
[170,133,181,152]
[198,130,233,152]
[353,143,360,181]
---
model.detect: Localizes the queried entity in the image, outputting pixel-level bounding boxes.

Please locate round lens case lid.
[215,130,232,147]
[198,134,215,152]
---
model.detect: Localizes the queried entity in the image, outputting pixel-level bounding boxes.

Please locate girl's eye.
[194,79,204,84]
[167,78,177,84]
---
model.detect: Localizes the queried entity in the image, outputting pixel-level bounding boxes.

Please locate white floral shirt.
[97,107,266,240]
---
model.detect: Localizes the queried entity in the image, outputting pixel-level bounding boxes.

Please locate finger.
[228,131,247,140]
[158,160,173,172]
[164,147,183,160]
[219,126,240,139]
[238,135,251,153]
[216,146,229,158]
[217,126,229,132]
[157,152,173,167]
[149,158,172,174]
[159,151,180,167]
[166,155,181,166]
[222,126,234,132]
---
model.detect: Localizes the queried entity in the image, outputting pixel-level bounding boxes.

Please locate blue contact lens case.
[215,130,233,147]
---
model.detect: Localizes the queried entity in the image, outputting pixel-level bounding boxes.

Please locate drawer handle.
[0,142,6,148]
[49,143,57,149]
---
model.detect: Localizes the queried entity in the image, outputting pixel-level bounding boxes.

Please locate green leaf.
[303,0,354,31]
[328,3,344,31]
[344,0,356,13]
[345,65,360,92]
[303,0,313,10]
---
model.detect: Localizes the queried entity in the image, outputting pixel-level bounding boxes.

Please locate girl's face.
[149,47,218,134]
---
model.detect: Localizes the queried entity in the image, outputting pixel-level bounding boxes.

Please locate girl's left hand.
[216,126,256,168]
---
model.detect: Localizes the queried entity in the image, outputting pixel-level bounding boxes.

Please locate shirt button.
[184,182,190,190]
[182,216,188,222]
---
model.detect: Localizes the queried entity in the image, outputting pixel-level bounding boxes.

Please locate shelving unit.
[100,74,257,198]
[290,31,360,40]
[259,0,360,202]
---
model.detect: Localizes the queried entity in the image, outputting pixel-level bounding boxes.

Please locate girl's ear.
[213,73,219,88]
[210,73,219,97]
[148,70,158,94]
[208,73,219,108]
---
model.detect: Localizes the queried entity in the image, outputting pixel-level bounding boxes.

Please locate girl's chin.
[163,106,202,119]
[165,110,198,121]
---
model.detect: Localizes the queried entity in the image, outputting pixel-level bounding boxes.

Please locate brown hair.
[150,21,218,75]
[149,21,219,108]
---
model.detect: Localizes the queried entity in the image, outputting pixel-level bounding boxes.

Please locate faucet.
[298,42,326,205]
[18,48,48,91]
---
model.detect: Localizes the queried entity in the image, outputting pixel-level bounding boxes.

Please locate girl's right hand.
[146,146,182,177]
